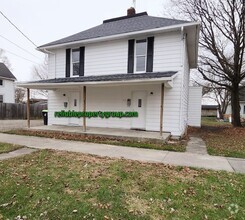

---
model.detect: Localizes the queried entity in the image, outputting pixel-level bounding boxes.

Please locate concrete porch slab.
[27,125,170,143]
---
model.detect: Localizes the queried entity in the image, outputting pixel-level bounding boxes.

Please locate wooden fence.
[0,103,47,119]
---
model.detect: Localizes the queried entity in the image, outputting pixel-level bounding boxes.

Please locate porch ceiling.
[17,71,177,90]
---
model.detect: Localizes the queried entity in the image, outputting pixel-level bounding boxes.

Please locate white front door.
[69,91,80,125]
[131,91,147,130]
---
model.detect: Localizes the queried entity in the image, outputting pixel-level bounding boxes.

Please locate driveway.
[0,120,43,131]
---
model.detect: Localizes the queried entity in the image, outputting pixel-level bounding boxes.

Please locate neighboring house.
[201,105,218,117]
[29,98,48,105]
[19,8,201,137]
[0,63,16,103]
[226,87,245,119]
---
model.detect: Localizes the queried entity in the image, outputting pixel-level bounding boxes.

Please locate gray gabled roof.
[0,63,16,80]
[29,71,177,84]
[39,12,190,48]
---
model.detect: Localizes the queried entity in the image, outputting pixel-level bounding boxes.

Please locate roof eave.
[17,75,177,90]
[37,21,200,52]
[0,76,16,81]
[185,23,200,69]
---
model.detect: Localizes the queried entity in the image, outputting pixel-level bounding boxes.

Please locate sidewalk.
[0,133,244,174]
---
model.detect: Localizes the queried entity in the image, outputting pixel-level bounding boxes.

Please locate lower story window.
[0,95,3,103]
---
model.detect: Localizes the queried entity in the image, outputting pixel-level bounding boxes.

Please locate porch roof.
[18,71,177,89]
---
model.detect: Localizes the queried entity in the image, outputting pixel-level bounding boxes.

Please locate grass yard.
[4,129,186,152]
[201,117,231,127]
[0,142,23,154]
[0,149,244,219]
[189,117,245,158]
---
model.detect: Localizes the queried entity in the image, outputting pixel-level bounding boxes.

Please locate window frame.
[70,48,80,77]
[134,39,147,73]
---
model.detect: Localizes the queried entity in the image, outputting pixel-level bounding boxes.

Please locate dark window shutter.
[146,37,154,72]
[65,49,71,77]
[79,47,85,76]
[127,39,135,73]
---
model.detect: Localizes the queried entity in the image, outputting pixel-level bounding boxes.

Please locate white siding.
[188,87,202,127]
[48,49,65,79]
[48,31,183,78]
[85,39,128,76]
[48,52,55,79]
[241,102,245,118]
[154,31,182,72]
[48,90,82,125]
[0,79,15,103]
[163,74,182,135]
[48,85,161,130]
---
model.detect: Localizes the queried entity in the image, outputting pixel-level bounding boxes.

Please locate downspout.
[178,26,185,135]
[183,31,188,135]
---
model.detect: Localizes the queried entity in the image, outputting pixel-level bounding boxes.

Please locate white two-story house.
[19,8,201,137]
[0,63,16,103]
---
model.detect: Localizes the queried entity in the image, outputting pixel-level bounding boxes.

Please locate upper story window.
[0,95,3,103]
[0,80,3,86]
[71,49,80,76]
[243,105,245,114]
[135,39,147,72]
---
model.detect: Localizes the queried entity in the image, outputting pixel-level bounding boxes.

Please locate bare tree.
[203,83,231,119]
[0,49,12,69]
[193,70,231,119]
[15,88,26,103]
[32,55,48,98]
[167,0,245,127]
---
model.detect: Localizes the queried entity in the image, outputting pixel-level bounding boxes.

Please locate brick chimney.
[127,7,136,16]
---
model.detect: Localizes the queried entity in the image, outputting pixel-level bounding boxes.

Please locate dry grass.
[0,149,244,219]
[189,117,245,158]
[0,143,23,154]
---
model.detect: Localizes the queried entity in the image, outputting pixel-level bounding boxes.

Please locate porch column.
[83,86,87,132]
[160,83,164,136]
[27,88,30,128]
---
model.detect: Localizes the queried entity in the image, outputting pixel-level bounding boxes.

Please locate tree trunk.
[230,84,242,127]
[218,109,224,120]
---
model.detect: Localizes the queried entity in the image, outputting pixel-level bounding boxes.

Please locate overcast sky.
[0,0,170,82]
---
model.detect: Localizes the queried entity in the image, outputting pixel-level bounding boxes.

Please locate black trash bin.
[42,110,48,125]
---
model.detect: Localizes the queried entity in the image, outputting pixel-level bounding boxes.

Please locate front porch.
[28,125,171,143]
[18,71,182,137]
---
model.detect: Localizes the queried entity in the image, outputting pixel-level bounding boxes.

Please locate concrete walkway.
[186,137,208,155]
[0,133,244,174]
[0,120,42,131]
[0,148,37,160]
